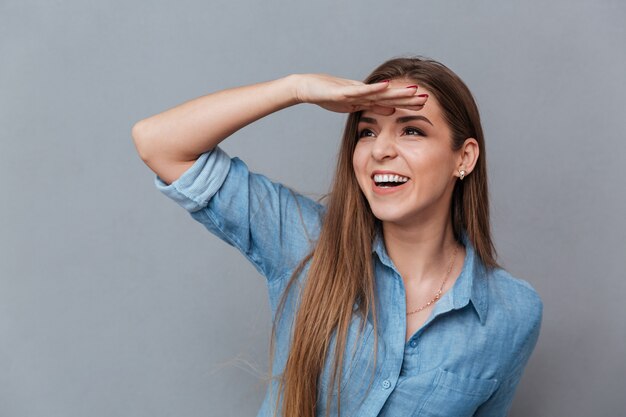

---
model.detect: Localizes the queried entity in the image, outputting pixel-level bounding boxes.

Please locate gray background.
[1,0,624,416]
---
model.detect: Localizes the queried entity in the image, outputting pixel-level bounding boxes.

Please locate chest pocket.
[414,367,499,417]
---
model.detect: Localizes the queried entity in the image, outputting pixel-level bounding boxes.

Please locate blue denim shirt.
[154,146,543,417]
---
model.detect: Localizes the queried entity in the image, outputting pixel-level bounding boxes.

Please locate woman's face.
[352,79,464,228]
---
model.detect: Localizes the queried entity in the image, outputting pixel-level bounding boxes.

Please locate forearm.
[132,74,300,162]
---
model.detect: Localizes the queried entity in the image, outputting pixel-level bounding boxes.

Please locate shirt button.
[381,379,391,389]
[409,340,417,348]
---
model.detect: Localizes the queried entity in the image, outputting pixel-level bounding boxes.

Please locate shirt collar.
[372,227,489,324]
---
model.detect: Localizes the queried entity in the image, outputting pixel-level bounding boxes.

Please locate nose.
[371,131,397,161]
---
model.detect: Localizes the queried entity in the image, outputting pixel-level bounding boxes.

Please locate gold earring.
[459,169,466,180]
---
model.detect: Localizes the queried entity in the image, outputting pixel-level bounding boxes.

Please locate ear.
[455,138,479,178]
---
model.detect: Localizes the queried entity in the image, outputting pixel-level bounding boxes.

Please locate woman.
[132,56,543,417]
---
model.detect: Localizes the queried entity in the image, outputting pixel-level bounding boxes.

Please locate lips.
[370,170,411,195]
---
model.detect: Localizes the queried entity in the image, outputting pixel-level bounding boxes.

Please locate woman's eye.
[404,127,425,136]
[358,129,375,138]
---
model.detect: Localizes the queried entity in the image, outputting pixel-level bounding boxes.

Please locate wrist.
[283,73,306,105]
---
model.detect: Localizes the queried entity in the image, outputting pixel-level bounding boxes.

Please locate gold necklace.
[406,243,460,316]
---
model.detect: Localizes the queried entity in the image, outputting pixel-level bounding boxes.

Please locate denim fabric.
[154,146,543,417]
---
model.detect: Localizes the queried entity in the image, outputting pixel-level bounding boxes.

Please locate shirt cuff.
[153,146,232,212]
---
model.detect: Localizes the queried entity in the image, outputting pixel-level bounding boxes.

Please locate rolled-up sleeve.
[154,146,324,283]
[154,146,232,212]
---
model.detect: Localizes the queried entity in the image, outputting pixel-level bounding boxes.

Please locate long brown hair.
[267,55,501,417]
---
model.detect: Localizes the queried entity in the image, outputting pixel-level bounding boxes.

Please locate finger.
[374,96,428,107]
[372,102,426,111]
[342,81,390,98]
[363,103,423,113]
[395,105,426,111]
[357,86,422,101]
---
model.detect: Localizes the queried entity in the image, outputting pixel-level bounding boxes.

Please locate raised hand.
[292,73,428,115]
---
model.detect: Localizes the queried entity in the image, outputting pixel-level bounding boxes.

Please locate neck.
[382,218,462,286]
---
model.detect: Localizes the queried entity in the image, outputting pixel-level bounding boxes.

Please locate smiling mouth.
[372,173,410,188]
[372,178,410,189]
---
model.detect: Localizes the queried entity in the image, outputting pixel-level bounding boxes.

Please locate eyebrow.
[359,115,434,127]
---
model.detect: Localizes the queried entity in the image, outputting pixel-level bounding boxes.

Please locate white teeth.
[373,174,409,183]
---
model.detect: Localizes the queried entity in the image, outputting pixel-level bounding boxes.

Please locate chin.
[369,205,413,224]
